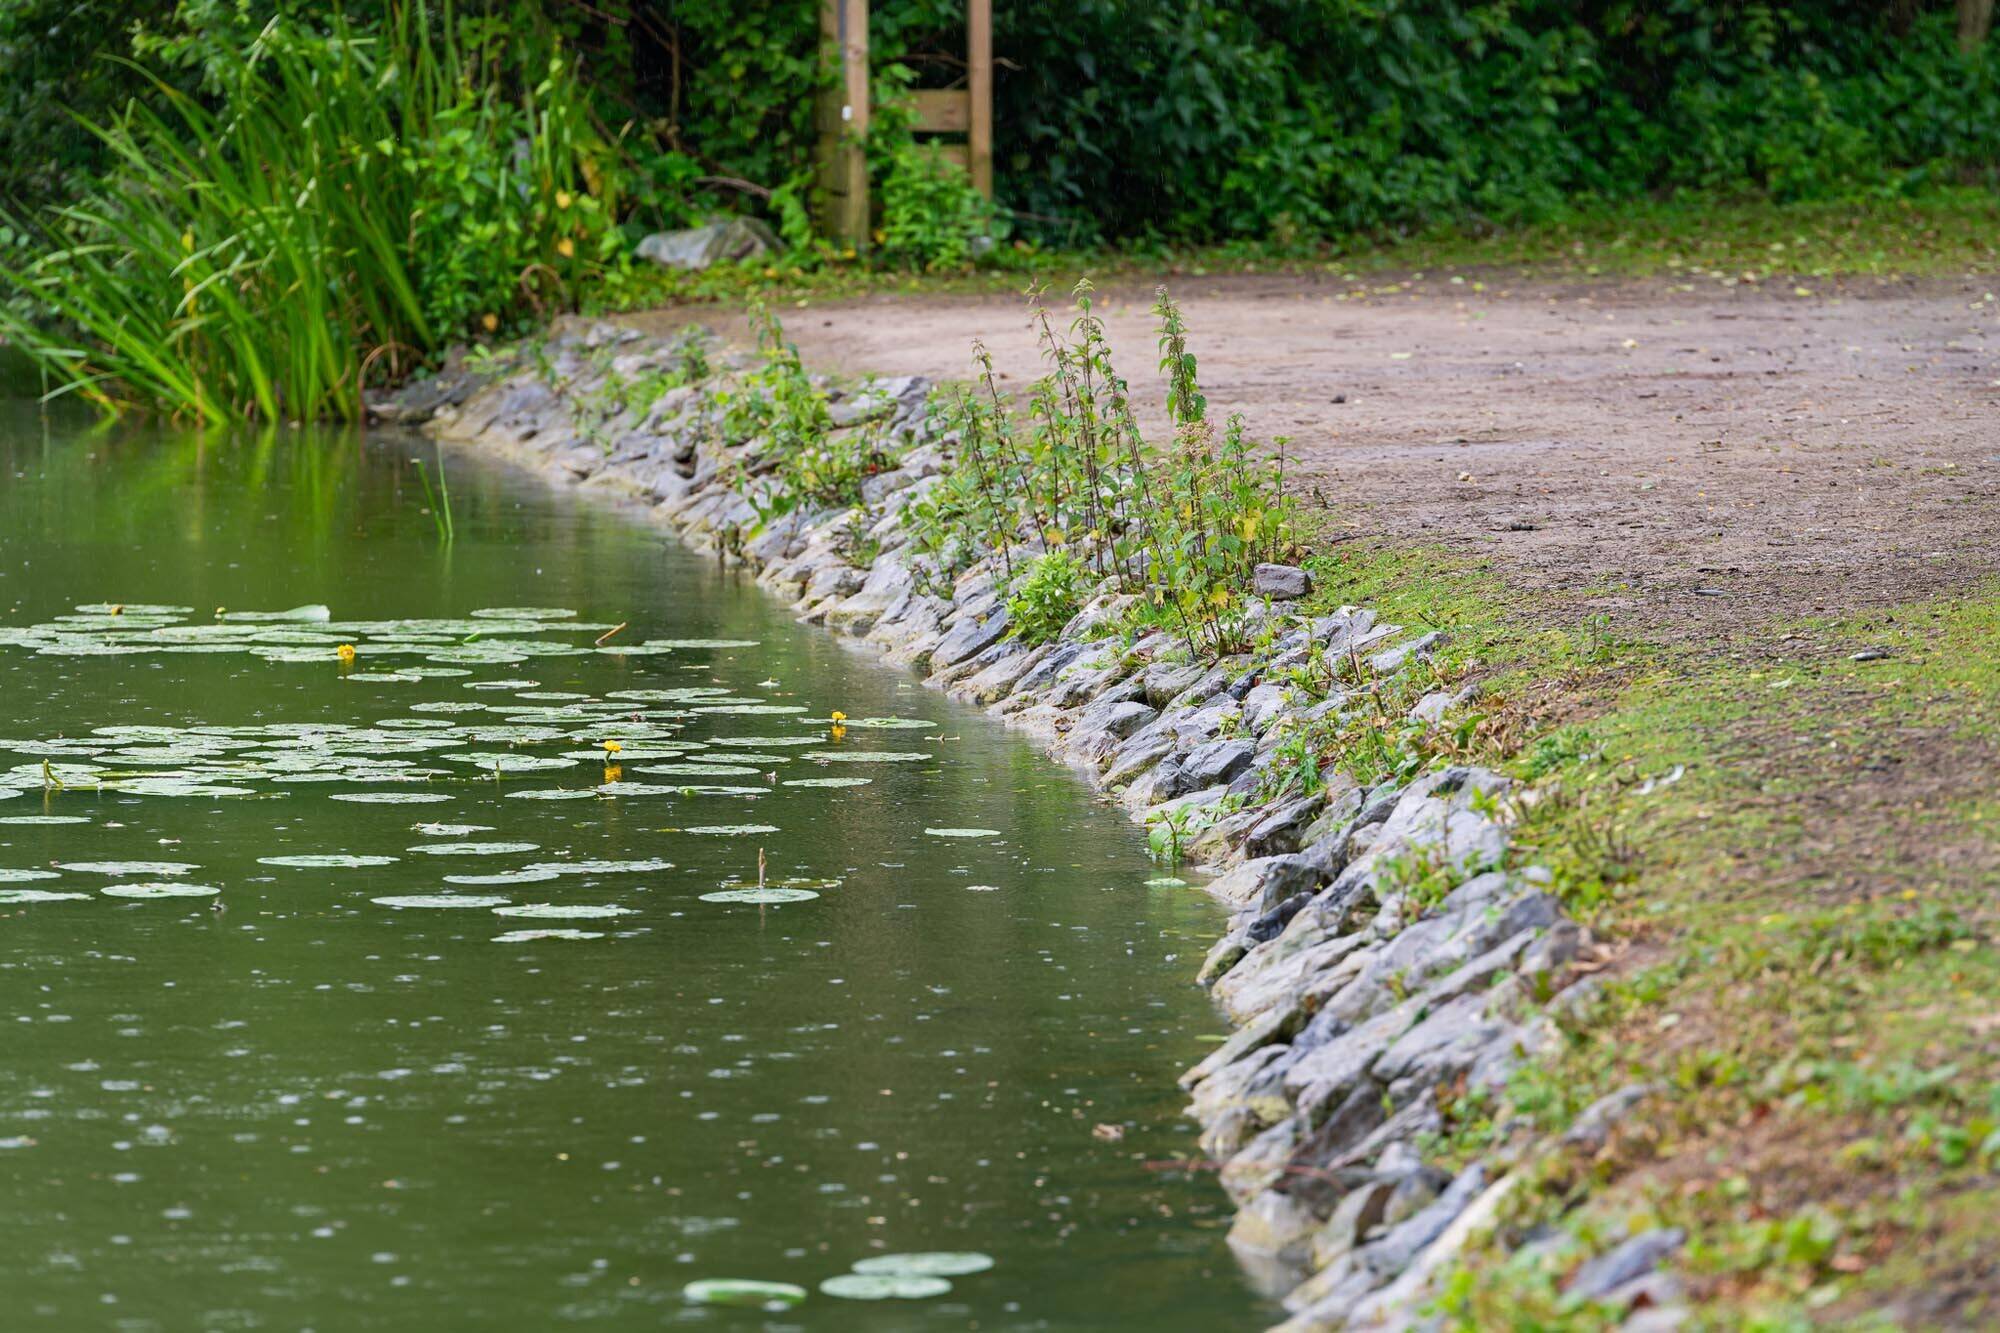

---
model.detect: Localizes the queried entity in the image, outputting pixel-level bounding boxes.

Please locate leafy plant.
[0,3,617,422]
[1006,550,1087,646]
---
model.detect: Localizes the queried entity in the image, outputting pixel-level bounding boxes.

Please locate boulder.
[1253,563,1314,600]
[636,216,781,270]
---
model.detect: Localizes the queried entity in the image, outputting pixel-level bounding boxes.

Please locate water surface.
[0,409,1257,1330]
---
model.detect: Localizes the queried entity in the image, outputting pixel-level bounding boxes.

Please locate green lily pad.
[258,854,399,869]
[682,824,780,836]
[0,889,89,904]
[698,887,820,905]
[412,823,495,836]
[924,828,1000,839]
[852,1252,994,1278]
[491,903,636,920]
[682,1278,808,1310]
[493,928,606,943]
[522,858,674,875]
[332,792,453,804]
[372,894,510,909]
[101,882,220,899]
[819,1273,952,1300]
[444,869,563,886]
[504,788,598,801]
[784,777,873,789]
[808,750,932,763]
[59,861,198,876]
[0,815,90,825]
[408,841,540,856]
[0,869,60,883]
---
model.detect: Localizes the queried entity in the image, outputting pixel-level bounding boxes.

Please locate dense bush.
[0,3,615,421]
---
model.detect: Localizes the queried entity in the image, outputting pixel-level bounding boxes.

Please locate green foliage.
[728,309,896,521]
[0,3,617,422]
[907,283,1298,659]
[1005,550,1087,646]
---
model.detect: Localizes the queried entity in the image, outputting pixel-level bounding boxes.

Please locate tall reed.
[0,5,611,424]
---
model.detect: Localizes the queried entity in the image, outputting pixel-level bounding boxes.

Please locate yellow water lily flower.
[829,711,848,723]
[602,740,623,754]
[335,644,356,664]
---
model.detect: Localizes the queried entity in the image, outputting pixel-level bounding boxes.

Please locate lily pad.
[522,858,674,875]
[0,889,89,904]
[0,869,61,883]
[101,882,220,899]
[444,869,563,886]
[808,750,932,764]
[372,894,510,909]
[493,928,606,943]
[412,823,495,836]
[784,777,872,789]
[332,792,452,804]
[504,788,598,801]
[59,861,198,876]
[819,1273,952,1301]
[682,1279,808,1311]
[258,854,399,869]
[698,887,820,905]
[924,828,1000,839]
[682,824,780,836]
[491,903,636,920]
[852,1252,994,1278]
[0,815,90,825]
[408,842,541,856]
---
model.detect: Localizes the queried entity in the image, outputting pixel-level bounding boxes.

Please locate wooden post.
[968,0,993,200]
[815,0,871,250]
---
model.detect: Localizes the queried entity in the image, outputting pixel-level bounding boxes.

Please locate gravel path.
[629,271,2000,639]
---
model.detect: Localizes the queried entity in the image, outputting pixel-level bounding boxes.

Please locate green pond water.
[0,408,1262,1330]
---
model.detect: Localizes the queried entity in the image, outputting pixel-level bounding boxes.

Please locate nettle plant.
[726,307,897,521]
[908,282,1298,659]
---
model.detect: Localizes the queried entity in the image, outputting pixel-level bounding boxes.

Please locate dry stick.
[594,621,628,646]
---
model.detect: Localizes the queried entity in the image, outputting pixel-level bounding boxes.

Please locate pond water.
[0,408,1260,1330]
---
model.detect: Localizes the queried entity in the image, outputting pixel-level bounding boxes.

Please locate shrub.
[1006,550,1088,645]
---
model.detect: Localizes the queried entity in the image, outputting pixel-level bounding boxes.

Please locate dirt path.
[628,271,2000,640]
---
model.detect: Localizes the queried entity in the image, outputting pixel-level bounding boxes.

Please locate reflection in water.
[0,407,1261,1330]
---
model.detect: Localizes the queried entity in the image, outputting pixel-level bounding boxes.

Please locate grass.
[586,185,2000,316]
[1274,522,2000,1327]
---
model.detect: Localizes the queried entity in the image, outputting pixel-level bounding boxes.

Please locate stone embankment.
[382,320,1682,1330]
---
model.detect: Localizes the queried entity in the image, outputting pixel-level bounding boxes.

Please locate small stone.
[1180,737,1257,790]
[1564,1228,1686,1303]
[1253,563,1313,601]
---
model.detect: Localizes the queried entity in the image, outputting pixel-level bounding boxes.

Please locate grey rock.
[1357,1163,1487,1278]
[928,607,1010,670]
[1311,1180,1394,1269]
[1243,794,1328,859]
[1205,854,1323,912]
[1562,1082,1662,1155]
[636,216,781,270]
[1180,737,1256,790]
[1565,1229,1685,1303]
[1197,927,1254,987]
[1370,629,1449,675]
[1253,563,1313,600]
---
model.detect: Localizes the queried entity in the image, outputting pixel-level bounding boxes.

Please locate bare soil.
[628,271,2000,641]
